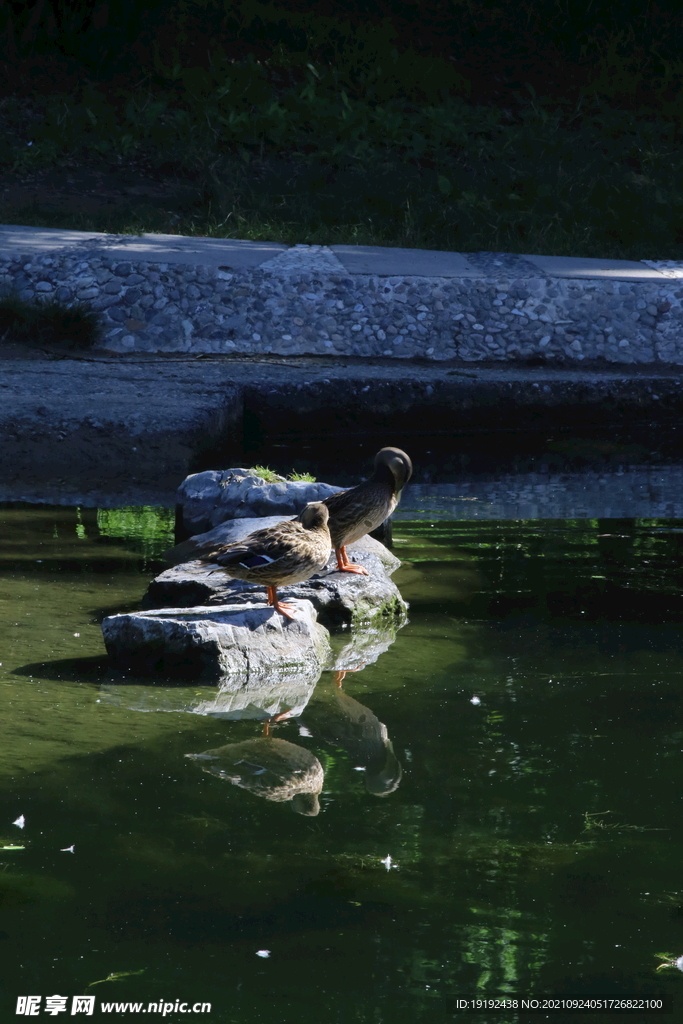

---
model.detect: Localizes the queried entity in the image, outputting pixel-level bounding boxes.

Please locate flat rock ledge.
[178,468,342,534]
[101,600,331,683]
[144,548,407,629]
[100,615,402,716]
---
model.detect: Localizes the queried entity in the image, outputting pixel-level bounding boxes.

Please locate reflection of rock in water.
[326,622,401,676]
[302,689,402,797]
[186,738,323,816]
[100,662,321,722]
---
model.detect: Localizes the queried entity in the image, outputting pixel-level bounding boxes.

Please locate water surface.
[1,505,682,1022]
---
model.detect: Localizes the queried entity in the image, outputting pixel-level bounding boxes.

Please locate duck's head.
[365,743,403,797]
[291,792,321,816]
[374,447,413,493]
[298,501,330,530]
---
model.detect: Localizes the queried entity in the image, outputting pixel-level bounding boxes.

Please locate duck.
[323,447,412,575]
[302,685,403,797]
[185,737,324,816]
[198,501,331,620]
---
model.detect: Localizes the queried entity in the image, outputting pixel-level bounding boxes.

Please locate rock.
[99,665,321,721]
[178,468,342,534]
[326,621,401,674]
[101,600,331,682]
[185,738,324,815]
[143,548,408,628]
[165,514,402,574]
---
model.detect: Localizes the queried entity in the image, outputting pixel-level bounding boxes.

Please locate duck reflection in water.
[185,734,323,816]
[185,678,402,815]
[301,680,403,797]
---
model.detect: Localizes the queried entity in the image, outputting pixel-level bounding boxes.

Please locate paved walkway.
[0,224,678,282]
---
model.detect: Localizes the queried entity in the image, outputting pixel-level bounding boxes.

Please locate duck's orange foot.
[267,587,298,620]
[333,661,367,686]
[272,600,298,620]
[262,708,294,735]
[335,546,369,576]
[338,563,369,575]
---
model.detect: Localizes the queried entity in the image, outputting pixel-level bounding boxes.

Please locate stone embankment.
[3,225,683,364]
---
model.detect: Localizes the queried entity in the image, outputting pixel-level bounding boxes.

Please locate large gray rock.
[100,664,321,721]
[143,548,408,628]
[101,600,331,682]
[165,514,402,574]
[178,468,342,534]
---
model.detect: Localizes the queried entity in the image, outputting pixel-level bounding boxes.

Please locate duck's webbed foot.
[335,547,370,575]
[262,708,294,736]
[333,661,367,687]
[267,587,298,620]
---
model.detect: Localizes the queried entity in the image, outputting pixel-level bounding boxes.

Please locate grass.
[2,2,683,257]
[0,292,101,350]
[250,466,316,482]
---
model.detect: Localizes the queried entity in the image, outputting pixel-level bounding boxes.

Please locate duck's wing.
[207,521,309,569]
[322,485,356,515]
[323,481,391,542]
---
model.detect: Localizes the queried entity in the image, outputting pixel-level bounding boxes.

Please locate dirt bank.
[1,349,681,506]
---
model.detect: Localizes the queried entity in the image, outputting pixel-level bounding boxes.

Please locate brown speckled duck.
[185,737,324,816]
[198,501,331,620]
[323,447,412,575]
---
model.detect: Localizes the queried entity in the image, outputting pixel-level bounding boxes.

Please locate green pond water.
[1,504,682,1022]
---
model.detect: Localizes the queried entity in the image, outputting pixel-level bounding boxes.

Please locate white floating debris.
[60,845,75,854]
[353,766,365,771]
[298,725,313,738]
[12,815,25,829]
[470,696,481,705]
[256,950,271,958]
[73,632,80,637]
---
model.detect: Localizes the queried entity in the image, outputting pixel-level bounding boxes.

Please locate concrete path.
[329,245,484,278]
[0,225,287,269]
[0,223,679,281]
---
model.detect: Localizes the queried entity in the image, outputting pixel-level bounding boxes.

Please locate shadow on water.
[204,422,683,487]
[12,655,110,681]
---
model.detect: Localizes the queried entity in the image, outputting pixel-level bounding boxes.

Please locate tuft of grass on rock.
[249,466,317,483]
[0,292,101,350]
[249,465,286,483]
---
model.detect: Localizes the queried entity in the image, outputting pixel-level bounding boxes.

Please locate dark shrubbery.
[1,1,682,257]
[0,293,101,350]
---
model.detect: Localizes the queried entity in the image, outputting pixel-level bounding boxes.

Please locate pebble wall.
[2,243,683,363]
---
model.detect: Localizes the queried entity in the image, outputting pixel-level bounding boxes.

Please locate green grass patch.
[249,465,285,483]
[0,292,101,350]
[249,466,316,482]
